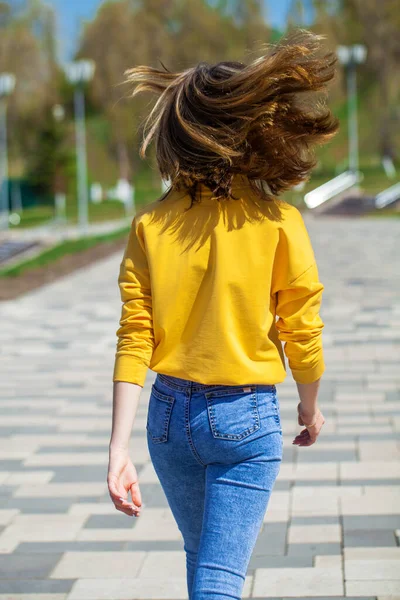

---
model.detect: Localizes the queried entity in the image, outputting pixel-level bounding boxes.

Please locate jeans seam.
[147,387,175,443]
[184,389,206,466]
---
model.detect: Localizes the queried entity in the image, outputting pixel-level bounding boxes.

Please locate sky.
[46,0,296,62]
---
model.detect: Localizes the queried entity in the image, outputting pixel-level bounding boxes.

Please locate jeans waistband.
[156,373,276,394]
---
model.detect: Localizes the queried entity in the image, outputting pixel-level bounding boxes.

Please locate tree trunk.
[117,140,131,181]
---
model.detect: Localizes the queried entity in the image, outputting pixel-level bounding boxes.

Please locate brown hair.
[125,28,339,207]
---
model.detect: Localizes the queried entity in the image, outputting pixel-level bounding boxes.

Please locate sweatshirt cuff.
[291,359,326,384]
[113,355,149,387]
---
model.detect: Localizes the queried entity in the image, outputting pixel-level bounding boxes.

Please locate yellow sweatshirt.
[113,174,325,387]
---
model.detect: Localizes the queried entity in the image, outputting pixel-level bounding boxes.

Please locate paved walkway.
[0,215,399,600]
[0,216,133,270]
[1,216,132,244]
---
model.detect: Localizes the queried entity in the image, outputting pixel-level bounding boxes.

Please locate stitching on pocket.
[273,399,281,426]
[151,387,175,404]
[271,395,282,428]
[205,388,260,440]
[257,389,282,430]
[146,386,175,444]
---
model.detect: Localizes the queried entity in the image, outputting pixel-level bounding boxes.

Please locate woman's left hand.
[107,448,142,517]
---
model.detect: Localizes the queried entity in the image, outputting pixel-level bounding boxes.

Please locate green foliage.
[3,0,400,203]
[311,0,400,161]
[25,105,74,197]
[75,0,273,180]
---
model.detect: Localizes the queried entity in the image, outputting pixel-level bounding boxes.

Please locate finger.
[296,433,314,446]
[109,492,139,515]
[292,432,311,444]
[300,433,316,445]
[293,427,314,441]
[108,479,138,512]
[130,482,142,508]
[118,495,141,512]
[117,495,142,513]
[296,428,309,438]
[293,429,310,440]
[114,503,141,517]
[297,439,315,447]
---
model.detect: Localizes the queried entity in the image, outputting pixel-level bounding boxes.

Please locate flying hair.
[124,28,340,206]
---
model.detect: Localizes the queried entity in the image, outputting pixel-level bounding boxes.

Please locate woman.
[107,29,336,600]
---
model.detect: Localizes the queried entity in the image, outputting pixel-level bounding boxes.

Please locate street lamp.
[336,44,367,175]
[52,103,67,225]
[64,59,95,235]
[0,73,16,230]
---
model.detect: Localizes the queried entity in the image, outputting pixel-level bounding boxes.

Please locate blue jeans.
[146,373,283,600]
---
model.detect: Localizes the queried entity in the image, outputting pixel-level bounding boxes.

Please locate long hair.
[125,28,339,207]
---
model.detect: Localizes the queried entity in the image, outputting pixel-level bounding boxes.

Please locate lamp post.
[64,60,95,235]
[336,44,367,174]
[52,103,67,225]
[0,73,16,230]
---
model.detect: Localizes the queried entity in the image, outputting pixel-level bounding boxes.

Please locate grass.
[1,167,165,278]
[9,156,164,229]
[10,188,160,230]
[0,224,131,278]
[9,205,55,229]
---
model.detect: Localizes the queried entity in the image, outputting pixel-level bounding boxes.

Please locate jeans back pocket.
[257,386,282,432]
[146,386,175,444]
[205,386,260,440]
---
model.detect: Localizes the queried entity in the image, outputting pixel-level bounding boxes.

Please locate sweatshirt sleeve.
[273,208,325,384]
[112,217,154,386]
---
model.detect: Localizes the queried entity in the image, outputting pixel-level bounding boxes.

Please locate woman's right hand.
[107,448,142,517]
[292,402,325,446]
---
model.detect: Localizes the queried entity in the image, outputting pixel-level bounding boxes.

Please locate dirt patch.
[0,237,127,301]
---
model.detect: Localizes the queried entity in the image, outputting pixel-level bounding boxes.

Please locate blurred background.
[0,3,399,596]
[0,0,399,284]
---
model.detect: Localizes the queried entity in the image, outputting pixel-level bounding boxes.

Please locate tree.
[311,0,400,162]
[77,0,273,182]
[0,0,60,172]
[343,0,399,160]
[26,104,73,198]
[77,0,168,180]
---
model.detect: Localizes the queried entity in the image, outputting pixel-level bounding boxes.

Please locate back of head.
[125,28,339,206]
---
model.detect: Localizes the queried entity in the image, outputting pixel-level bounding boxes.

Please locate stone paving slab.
[0,216,400,598]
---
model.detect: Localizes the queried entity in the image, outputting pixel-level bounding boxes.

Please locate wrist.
[109,442,129,454]
[298,402,320,419]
